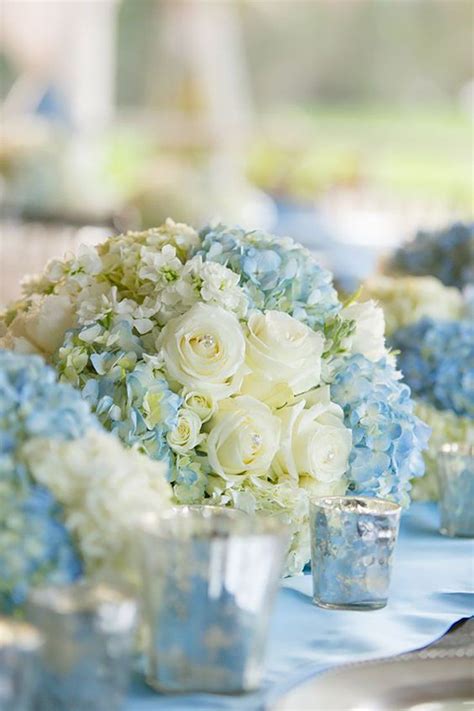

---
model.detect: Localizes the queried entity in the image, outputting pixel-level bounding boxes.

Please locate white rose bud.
[207,395,281,479]
[183,390,216,423]
[341,300,387,363]
[160,303,246,400]
[244,310,324,395]
[274,389,352,483]
[167,408,204,454]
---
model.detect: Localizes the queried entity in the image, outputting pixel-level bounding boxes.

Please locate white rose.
[239,374,294,409]
[167,408,204,454]
[274,387,352,483]
[183,390,216,423]
[341,300,387,362]
[244,310,324,395]
[1,294,74,356]
[160,302,246,399]
[207,395,281,478]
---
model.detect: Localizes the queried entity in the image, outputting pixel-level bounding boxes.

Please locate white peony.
[207,395,281,479]
[0,294,75,357]
[167,408,204,454]
[273,387,352,484]
[22,430,172,574]
[341,300,387,362]
[159,302,246,399]
[244,310,324,395]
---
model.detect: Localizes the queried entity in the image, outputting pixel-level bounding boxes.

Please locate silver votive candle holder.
[140,505,289,694]
[438,444,474,537]
[26,582,138,711]
[310,496,401,611]
[0,617,42,711]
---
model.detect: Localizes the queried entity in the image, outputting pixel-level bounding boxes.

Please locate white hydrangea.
[152,256,249,324]
[76,285,156,334]
[155,271,199,324]
[67,244,103,287]
[1,220,203,357]
[138,243,183,285]
[146,217,200,257]
[187,257,248,318]
[22,430,172,576]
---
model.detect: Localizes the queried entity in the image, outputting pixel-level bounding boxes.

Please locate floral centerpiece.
[0,220,429,573]
[387,221,474,290]
[363,259,473,499]
[0,350,171,613]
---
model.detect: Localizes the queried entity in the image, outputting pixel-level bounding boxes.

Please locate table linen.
[127,502,474,711]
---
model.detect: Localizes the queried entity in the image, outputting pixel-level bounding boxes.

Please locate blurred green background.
[1,0,472,301]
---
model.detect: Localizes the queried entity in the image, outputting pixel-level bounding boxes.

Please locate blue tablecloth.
[128,502,474,711]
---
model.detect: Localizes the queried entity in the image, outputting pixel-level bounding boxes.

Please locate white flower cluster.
[22,430,171,576]
[1,219,222,356]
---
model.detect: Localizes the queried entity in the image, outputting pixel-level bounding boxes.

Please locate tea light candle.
[0,617,42,711]
[26,582,137,711]
[310,496,401,610]
[140,505,288,694]
[438,444,474,537]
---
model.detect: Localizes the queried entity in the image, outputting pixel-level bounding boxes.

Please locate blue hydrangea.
[58,321,182,463]
[389,221,474,289]
[0,486,82,614]
[172,454,208,504]
[196,224,340,327]
[390,318,474,419]
[0,350,95,612]
[330,354,430,505]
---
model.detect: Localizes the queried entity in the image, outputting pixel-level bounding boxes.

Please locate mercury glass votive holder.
[140,505,289,694]
[310,496,401,611]
[26,582,138,711]
[0,617,43,711]
[437,444,474,537]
